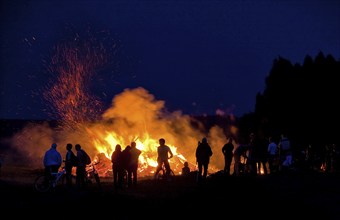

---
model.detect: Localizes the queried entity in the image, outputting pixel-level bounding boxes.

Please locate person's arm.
[168,147,173,159]
[58,153,63,166]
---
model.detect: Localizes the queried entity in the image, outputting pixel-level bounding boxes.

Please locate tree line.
[237,51,340,157]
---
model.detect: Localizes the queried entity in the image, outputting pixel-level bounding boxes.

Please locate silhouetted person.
[111,144,123,189]
[128,141,141,187]
[121,145,131,185]
[195,137,213,181]
[278,134,291,168]
[182,161,190,176]
[267,137,278,174]
[222,136,234,175]
[75,144,88,189]
[43,143,62,180]
[65,143,76,187]
[281,151,293,172]
[233,144,249,176]
[257,135,268,175]
[155,138,173,179]
[248,133,258,176]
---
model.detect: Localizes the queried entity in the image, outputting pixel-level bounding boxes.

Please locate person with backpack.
[65,143,77,187]
[75,144,91,189]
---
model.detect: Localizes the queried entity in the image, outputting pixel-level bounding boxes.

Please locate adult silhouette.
[128,141,141,187]
[222,136,234,175]
[111,144,123,189]
[154,138,173,179]
[43,143,62,180]
[195,137,213,181]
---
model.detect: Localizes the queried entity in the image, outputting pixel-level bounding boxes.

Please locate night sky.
[1,0,339,120]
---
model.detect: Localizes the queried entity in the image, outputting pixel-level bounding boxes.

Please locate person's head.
[131,141,136,148]
[75,144,81,151]
[159,138,165,145]
[51,143,57,149]
[202,137,207,143]
[184,161,189,167]
[66,143,72,150]
[115,144,122,151]
[124,145,131,151]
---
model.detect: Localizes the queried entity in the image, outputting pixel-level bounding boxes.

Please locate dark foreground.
[1,166,340,219]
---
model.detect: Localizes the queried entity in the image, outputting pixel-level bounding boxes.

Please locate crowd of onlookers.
[228,133,340,177]
[40,133,339,192]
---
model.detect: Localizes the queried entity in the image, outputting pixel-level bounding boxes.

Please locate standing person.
[121,145,131,187]
[195,137,213,181]
[278,134,291,169]
[75,144,88,189]
[248,133,259,176]
[267,137,278,174]
[233,144,249,176]
[111,144,123,189]
[154,138,173,179]
[128,141,141,187]
[64,143,76,187]
[257,134,269,175]
[43,143,62,180]
[222,136,234,175]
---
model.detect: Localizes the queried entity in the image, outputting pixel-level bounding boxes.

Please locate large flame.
[82,87,208,177]
[6,32,238,178]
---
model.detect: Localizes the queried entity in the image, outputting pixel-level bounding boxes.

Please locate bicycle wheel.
[155,169,169,181]
[34,175,51,193]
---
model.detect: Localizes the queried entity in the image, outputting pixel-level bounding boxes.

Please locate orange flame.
[9,32,236,178]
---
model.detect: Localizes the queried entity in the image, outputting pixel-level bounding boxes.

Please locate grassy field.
[1,164,340,219]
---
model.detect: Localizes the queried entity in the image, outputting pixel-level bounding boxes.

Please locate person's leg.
[197,162,203,182]
[164,161,171,175]
[113,168,118,187]
[66,166,72,186]
[234,155,240,176]
[154,162,163,179]
[132,166,138,186]
[203,163,208,178]
[127,169,132,187]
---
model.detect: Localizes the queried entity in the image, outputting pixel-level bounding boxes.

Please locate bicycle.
[154,164,175,181]
[85,161,101,188]
[34,167,67,193]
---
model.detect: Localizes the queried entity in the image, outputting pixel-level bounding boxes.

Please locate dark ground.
[1,165,340,219]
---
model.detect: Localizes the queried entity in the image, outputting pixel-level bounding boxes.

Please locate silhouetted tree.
[239,52,340,156]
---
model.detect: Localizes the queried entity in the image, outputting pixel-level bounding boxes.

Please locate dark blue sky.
[1,0,339,120]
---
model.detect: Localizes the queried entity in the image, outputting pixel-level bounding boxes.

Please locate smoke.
[4,28,233,176]
[6,87,230,175]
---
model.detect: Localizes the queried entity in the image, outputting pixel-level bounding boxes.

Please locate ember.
[8,32,235,178]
